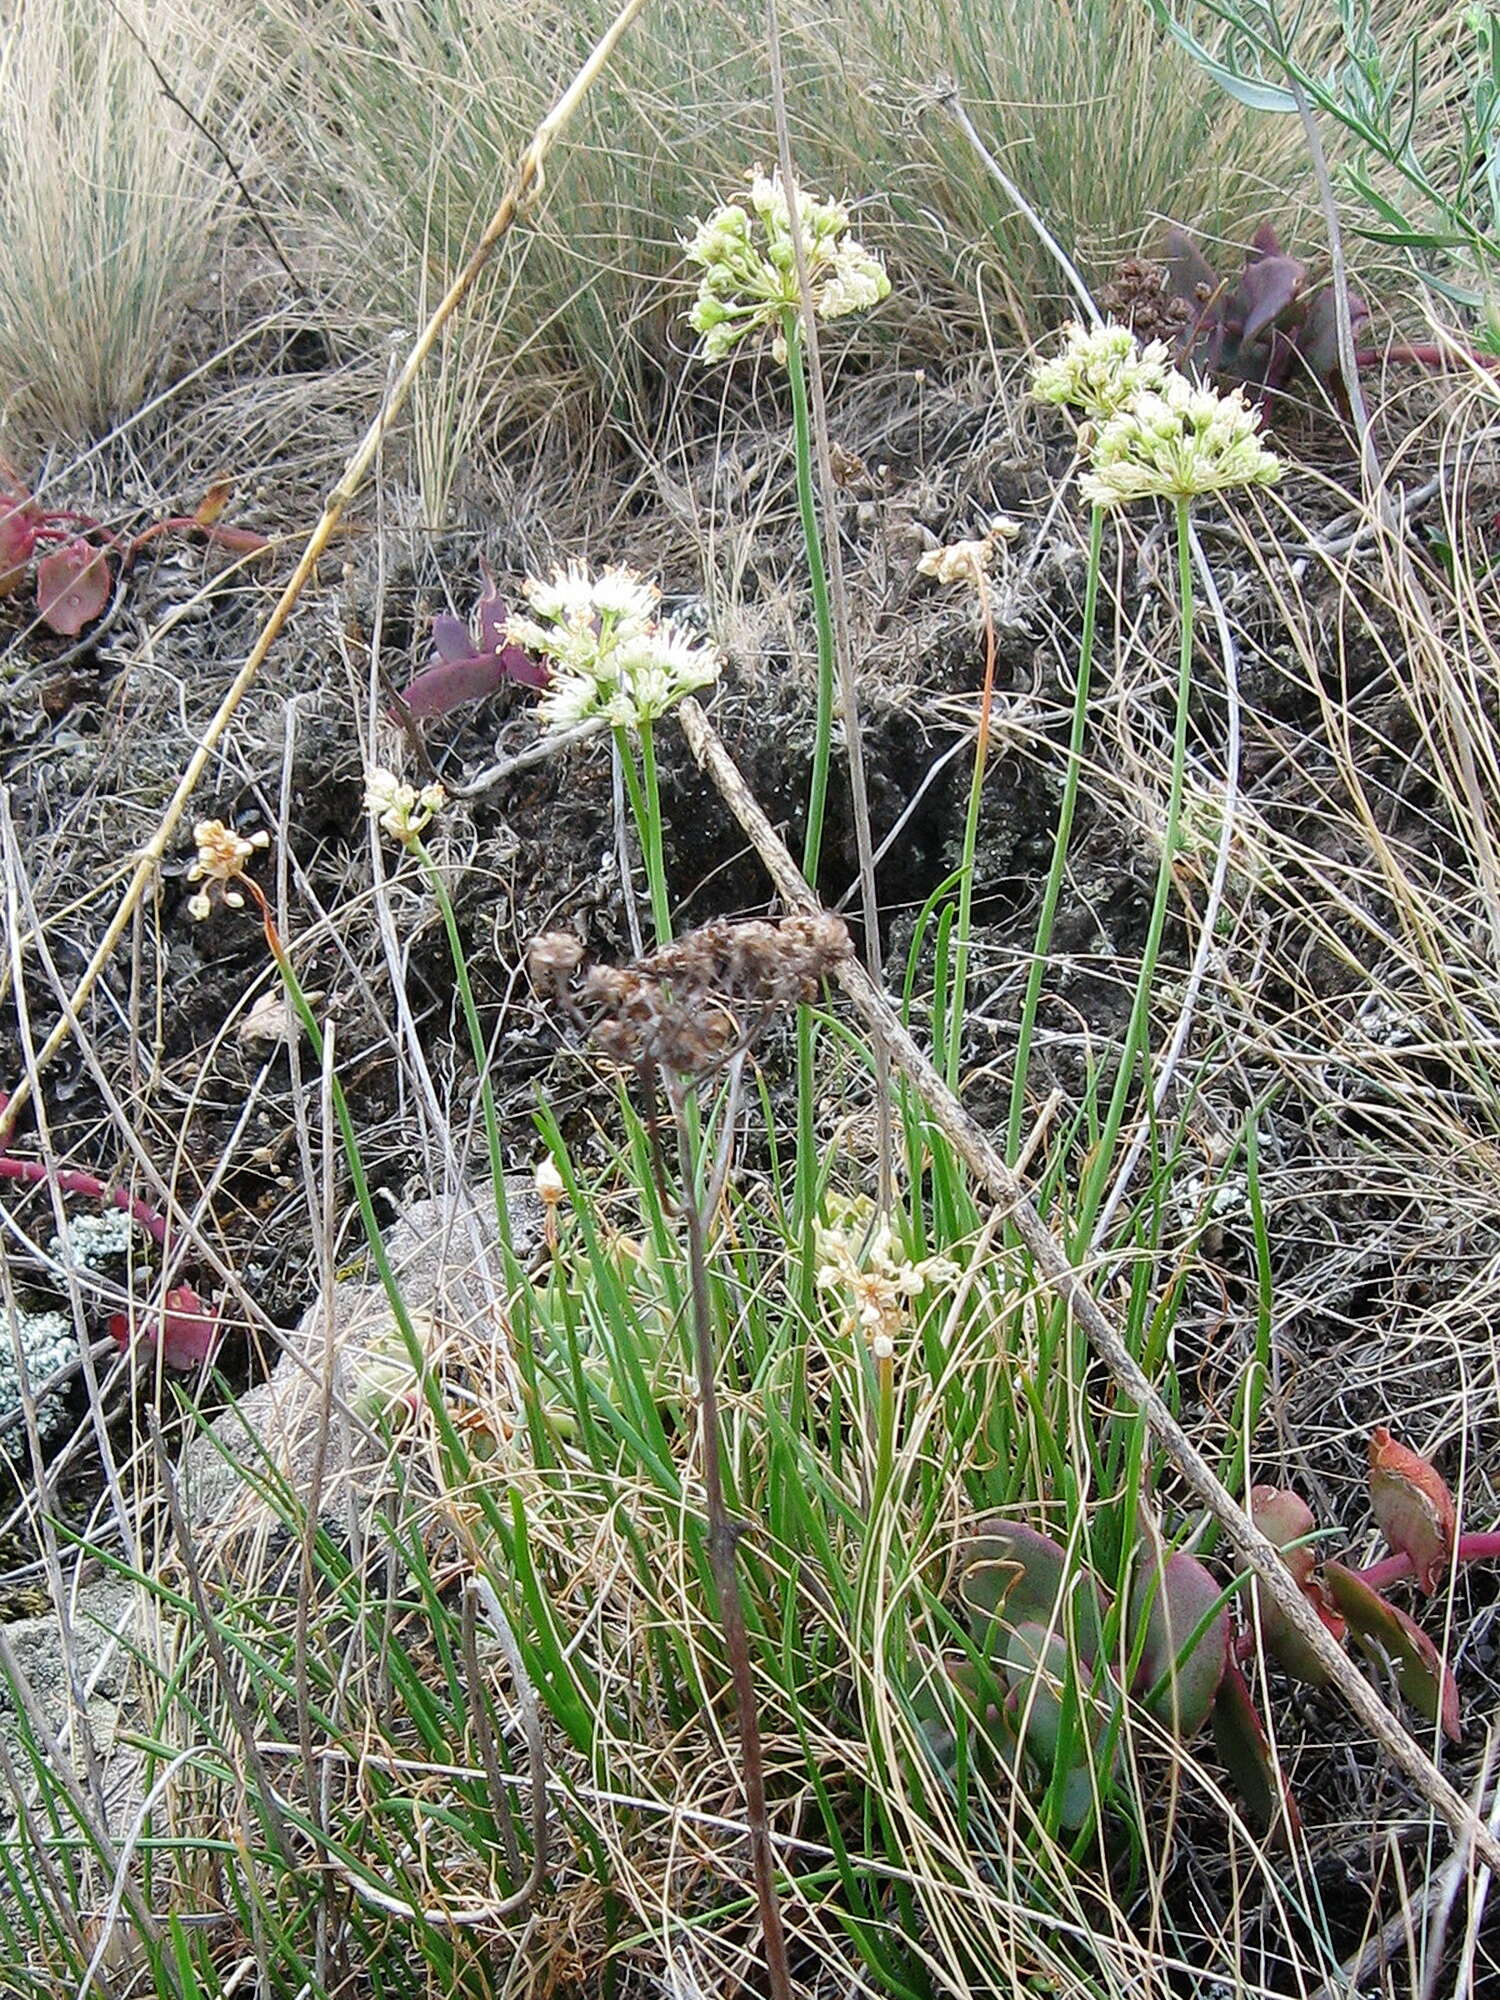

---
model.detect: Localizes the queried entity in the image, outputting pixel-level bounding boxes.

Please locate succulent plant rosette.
[922,1429,1493,1837]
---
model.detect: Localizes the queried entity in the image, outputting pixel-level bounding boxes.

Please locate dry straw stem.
[0,0,652,1144]
[674,692,1500,1878]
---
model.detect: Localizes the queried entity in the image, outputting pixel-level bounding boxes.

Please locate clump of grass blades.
[222,0,1308,487]
[0,0,240,450]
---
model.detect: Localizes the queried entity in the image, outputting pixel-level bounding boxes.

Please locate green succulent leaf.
[1323,1560,1462,1743]
[960,1518,1107,1660]
[999,1622,1122,1832]
[1134,1548,1230,1740]
[1211,1658,1300,1841]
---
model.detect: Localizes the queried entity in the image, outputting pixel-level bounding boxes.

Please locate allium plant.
[507,560,721,943]
[686,167,889,1270]
[684,168,889,366]
[1019,324,1280,1228]
[684,167,888,887]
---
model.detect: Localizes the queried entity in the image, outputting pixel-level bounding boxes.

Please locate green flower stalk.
[685,166,891,1267]
[1011,325,1281,1177]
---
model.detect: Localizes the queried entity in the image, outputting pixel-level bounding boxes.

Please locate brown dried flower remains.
[1099,257,1200,353]
[530,912,852,1077]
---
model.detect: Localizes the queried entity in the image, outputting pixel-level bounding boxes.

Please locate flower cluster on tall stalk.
[1013,323,1280,1223]
[508,560,721,944]
[686,165,891,1284]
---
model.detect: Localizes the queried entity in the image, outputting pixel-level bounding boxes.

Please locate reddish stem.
[127,517,269,558]
[0,1153,170,1246]
[1354,1532,1500,1591]
[1356,344,1500,374]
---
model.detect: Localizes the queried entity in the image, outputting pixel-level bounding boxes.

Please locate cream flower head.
[1078,373,1282,508]
[685,167,890,363]
[366,768,445,844]
[510,561,721,735]
[814,1198,959,1352]
[186,818,269,921]
[1030,320,1172,423]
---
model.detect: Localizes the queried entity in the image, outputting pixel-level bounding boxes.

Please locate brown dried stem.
[662,1063,793,2000]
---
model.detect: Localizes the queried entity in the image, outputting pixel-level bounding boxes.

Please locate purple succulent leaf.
[1248,220,1286,261]
[1212,1657,1300,1840]
[476,579,509,657]
[1233,254,1306,346]
[1163,226,1220,308]
[398,645,548,718]
[430,613,474,664]
[36,539,111,636]
[961,1518,1108,1659]
[1294,287,1371,390]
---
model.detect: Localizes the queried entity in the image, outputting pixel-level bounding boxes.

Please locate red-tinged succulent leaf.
[192,477,233,527]
[109,1284,220,1370]
[1230,251,1306,347]
[36,539,111,635]
[961,1518,1107,1659]
[1249,1485,1320,1587]
[0,501,37,595]
[1163,226,1220,312]
[1369,1426,1457,1593]
[398,646,548,717]
[475,566,508,656]
[1133,1547,1229,1739]
[1246,1580,1345,1688]
[430,612,473,664]
[1000,1621,1124,1830]
[1212,1657,1300,1841]
[1242,1486,1345,1685]
[1323,1559,1462,1742]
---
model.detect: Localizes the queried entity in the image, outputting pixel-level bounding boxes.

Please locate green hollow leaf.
[1323,1561,1462,1743]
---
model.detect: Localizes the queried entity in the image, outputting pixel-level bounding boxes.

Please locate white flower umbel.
[685,167,890,363]
[1030,320,1172,423]
[366,768,445,844]
[815,1199,959,1353]
[512,563,721,736]
[1079,373,1282,508]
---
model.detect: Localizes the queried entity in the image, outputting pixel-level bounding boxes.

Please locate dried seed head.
[540,911,852,1078]
[527,930,586,994]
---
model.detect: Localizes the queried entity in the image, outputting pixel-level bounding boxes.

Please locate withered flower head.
[527,930,587,995]
[534,910,851,1078]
